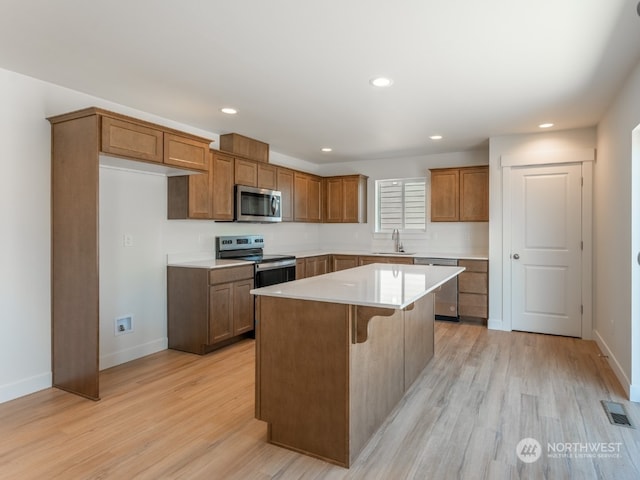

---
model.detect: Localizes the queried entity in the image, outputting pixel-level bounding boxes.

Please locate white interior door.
[510,163,582,337]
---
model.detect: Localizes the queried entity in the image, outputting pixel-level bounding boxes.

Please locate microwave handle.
[271,196,278,215]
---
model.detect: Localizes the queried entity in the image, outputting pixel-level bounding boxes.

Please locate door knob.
[513,253,520,260]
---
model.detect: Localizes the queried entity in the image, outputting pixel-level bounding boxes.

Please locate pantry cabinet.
[48,107,213,400]
[430,166,488,222]
[323,175,367,223]
[168,264,255,354]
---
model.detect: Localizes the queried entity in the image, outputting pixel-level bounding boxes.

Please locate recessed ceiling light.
[539,122,554,128]
[430,135,443,140]
[321,147,333,152]
[369,77,393,88]
[221,107,238,115]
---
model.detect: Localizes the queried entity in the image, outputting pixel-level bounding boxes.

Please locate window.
[375,178,426,232]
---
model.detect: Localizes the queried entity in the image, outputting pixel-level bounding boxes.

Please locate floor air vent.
[601,400,635,428]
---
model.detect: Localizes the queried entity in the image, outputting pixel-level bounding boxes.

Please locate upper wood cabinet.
[101,116,163,163]
[164,133,209,171]
[323,175,367,223]
[234,157,258,186]
[211,151,235,220]
[220,132,269,163]
[277,167,295,222]
[430,166,488,222]
[99,111,209,172]
[167,150,235,220]
[233,156,277,189]
[257,163,277,190]
[294,172,322,222]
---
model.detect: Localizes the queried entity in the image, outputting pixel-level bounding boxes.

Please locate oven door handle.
[255,260,297,272]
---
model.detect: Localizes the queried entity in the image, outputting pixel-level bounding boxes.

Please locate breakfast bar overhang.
[251,263,464,467]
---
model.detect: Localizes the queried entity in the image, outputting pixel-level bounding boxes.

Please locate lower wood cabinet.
[458,259,488,319]
[167,264,254,354]
[358,255,413,266]
[296,255,329,278]
[331,255,359,271]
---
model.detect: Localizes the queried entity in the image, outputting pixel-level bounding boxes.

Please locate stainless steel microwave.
[235,185,282,222]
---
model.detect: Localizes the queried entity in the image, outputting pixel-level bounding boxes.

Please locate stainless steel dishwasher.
[413,257,459,321]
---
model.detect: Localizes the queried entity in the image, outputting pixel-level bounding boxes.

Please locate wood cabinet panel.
[458,293,488,318]
[324,178,344,223]
[277,168,294,222]
[306,255,329,277]
[460,167,489,221]
[343,175,367,223]
[233,279,255,335]
[294,173,309,221]
[296,259,306,279]
[332,255,358,272]
[430,168,459,222]
[209,265,254,284]
[234,158,258,187]
[209,283,234,344]
[258,163,277,190]
[458,259,488,272]
[211,152,235,220]
[458,272,488,294]
[308,176,322,222]
[101,116,163,163]
[164,133,209,171]
[220,132,269,163]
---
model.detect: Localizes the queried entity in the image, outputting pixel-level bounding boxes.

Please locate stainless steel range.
[215,235,296,287]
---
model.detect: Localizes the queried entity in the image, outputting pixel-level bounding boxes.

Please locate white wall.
[487,128,597,331]
[595,58,640,402]
[0,67,324,403]
[318,150,490,255]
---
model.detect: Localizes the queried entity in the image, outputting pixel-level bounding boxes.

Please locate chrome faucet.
[391,228,401,252]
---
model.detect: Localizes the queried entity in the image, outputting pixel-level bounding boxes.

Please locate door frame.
[500,149,594,339]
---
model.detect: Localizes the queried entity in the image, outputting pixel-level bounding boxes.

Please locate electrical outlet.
[114,315,133,336]
[123,234,133,247]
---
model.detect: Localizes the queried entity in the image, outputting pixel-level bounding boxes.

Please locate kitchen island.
[251,263,464,467]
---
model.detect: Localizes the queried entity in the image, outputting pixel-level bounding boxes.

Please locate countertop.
[167,258,253,269]
[251,263,465,309]
[285,250,488,261]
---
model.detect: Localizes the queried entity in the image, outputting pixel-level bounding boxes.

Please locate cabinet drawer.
[458,272,487,294]
[209,265,254,285]
[458,259,488,272]
[101,116,163,163]
[459,293,487,318]
[164,133,209,172]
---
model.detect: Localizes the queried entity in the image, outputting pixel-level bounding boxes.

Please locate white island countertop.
[251,263,464,309]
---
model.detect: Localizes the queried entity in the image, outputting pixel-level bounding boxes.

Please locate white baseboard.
[100,337,168,370]
[487,318,508,331]
[592,329,633,400]
[0,372,52,405]
[631,384,640,403]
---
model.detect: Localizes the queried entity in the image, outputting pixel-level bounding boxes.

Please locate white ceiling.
[1,0,640,164]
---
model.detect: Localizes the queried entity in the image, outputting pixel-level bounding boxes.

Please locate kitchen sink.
[371,251,415,255]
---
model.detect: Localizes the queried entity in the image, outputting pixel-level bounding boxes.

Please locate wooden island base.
[254,293,435,467]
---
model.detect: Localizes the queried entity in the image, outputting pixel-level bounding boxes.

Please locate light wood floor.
[1,322,639,479]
